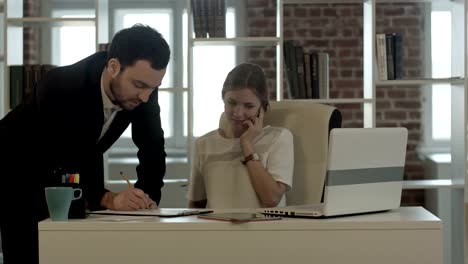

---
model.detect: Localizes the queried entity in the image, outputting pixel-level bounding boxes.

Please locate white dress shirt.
[99,75,121,140]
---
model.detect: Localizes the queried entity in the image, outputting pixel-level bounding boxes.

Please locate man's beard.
[109,78,125,109]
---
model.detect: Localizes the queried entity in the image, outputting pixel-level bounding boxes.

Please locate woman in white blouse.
[188,63,294,208]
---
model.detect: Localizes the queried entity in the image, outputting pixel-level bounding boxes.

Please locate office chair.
[219,101,341,205]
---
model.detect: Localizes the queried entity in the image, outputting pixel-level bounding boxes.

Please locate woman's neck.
[221,124,242,139]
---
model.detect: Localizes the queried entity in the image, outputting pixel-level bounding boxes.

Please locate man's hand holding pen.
[112,188,157,211]
[101,171,157,211]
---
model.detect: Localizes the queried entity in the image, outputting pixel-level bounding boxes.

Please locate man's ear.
[107,58,121,77]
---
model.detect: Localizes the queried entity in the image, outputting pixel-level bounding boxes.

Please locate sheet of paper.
[88,208,213,217]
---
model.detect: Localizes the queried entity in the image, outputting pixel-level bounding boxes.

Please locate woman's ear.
[107,58,121,77]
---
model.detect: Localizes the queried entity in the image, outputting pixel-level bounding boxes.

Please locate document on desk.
[198,212,282,222]
[89,208,213,218]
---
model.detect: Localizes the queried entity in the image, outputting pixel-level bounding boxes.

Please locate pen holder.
[62,183,87,219]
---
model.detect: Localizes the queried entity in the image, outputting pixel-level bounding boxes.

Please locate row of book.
[284,40,329,99]
[9,64,56,109]
[191,0,226,38]
[376,33,403,80]
[98,43,110,52]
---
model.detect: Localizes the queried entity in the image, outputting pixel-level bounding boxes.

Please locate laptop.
[262,127,408,218]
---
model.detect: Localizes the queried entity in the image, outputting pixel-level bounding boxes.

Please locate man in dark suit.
[0,24,170,263]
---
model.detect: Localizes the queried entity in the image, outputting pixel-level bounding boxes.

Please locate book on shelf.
[98,43,110,52]
[303,53,312,99]
[310,53,319,99]
[295,45,306,99]
[385,34,395,80]
[318,52,329,99]
[283,40,298,99]
[376,33,387,81]
[191,0,226,38]
[206,0,216,38]
[214,0,226,37]
[283,40,330,99]
[191,0,204,38]
[392,33,403,79]
[376,32,403,81]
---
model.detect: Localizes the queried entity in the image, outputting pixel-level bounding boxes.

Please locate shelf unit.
[1,0,99,117]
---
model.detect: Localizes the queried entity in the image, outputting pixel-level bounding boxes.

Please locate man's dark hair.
[107,24,170,70]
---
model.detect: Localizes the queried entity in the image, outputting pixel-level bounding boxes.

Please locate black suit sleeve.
[131,91,166,204]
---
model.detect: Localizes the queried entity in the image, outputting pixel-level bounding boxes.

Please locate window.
[112,7,175,146]
[50,2,237,156]
[421,4,452,154]
[430,11,451,141]
[192,9,236,137]
[51,10,95,66]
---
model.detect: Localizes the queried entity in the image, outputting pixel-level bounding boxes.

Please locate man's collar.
[100,71,122,111]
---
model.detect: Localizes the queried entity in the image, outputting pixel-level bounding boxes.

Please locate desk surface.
[39,207,442,264]
[39,206,440,230]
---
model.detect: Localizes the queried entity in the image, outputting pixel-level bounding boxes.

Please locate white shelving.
[403,179,464,190]
[192,37,281,46]
[376,77,464,86]
[1,0,99,116]
[6,17,96,27]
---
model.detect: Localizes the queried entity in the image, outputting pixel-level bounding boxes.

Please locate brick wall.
[245,0,426,206]
[23,0,40,64]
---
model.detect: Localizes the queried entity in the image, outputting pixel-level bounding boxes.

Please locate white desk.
[39,206,442,264]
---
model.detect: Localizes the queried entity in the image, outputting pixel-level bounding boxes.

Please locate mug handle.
[72,188,82,200]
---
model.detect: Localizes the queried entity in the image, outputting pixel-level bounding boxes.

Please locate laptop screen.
[322,127,408,216]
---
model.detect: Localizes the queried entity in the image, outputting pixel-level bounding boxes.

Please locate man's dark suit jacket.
[0,52,166,215]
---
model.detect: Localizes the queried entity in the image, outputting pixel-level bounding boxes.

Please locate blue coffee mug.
[45,187,82,221]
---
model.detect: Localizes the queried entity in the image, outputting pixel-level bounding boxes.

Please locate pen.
[120,171,155,209]
[120,171,133,188]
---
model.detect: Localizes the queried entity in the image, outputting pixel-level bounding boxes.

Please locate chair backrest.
[219,101,341,205]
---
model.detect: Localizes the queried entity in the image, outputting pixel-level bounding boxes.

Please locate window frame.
[47,0,241,157]
[420,2,452,155]
[107,0,185,154]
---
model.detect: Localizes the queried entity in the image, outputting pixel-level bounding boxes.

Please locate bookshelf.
[0,0,99,117]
